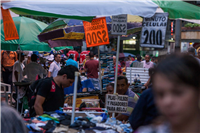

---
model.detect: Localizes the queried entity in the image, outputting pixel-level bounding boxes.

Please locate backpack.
[28,77,53,117]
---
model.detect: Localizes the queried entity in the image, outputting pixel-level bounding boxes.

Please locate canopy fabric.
[1,17,72,51]
[2,0,158,20]
[153,0,200,20]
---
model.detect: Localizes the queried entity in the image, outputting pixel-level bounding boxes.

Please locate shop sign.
[140,13,168,48]
[111,14,127,35]
[83,17,109,47]
[1,7,19,41]
[106,94,128,113]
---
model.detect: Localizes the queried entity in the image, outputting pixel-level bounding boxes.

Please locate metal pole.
[71,72,80,125]
[112,35,121,118]
[98,46,102,93]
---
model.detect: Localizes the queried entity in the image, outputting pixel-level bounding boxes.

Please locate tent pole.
[98,46,102,94]
[112,35,120,118]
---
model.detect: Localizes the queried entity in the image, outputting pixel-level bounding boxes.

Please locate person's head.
[89,52,94,59]
[31,54,37,62]
[106,83,114,94]
[69,54,74,60]
[54,53,61,63]
[136,55,142,62]
[57,65,79,88]
[188,47,196,57]
[153,54,200,126]
[128,55,132,60]
[145,54,150,62]
[117,76,129,95]
[85,54,90,61]
[113,56,116,64]
[197,49,200,58]
[151,56,156,63]
[17,53,25,62]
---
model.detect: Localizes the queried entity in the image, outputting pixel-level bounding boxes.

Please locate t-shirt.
[142,61,154,69]
[114,64,122,76]
[49,61,61,77]
[122,89,139,116]
[37,78,64,112]
[12,61,24,82]
[23,62,47,82]
[65,59,78,68]
[85,59,99,79]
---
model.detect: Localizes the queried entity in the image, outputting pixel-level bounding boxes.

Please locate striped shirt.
[122,89,139,116]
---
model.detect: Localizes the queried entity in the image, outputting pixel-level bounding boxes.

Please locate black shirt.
[37,78,64,112]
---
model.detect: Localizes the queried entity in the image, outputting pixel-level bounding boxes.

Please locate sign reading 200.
[143,29,162,45]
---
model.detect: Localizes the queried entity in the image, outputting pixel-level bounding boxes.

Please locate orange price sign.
[1,7,19,41]
[83,17,109,47]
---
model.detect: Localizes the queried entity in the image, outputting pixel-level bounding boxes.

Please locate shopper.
[188,47,200,64]
[116,76,139,121]
[84,52,100,90]
[65,54,78,68]
[136,54,200,133]
[106,83,114,94]
[129,68,159,130]
[1,50,18,85]
[34,65,78,116]
[113,56,122,76]
[1,102,28,133]
[48,53,61,77]
[198,49,200,59]
[23,54,47,82]
[142,54,154,68]
[130,55,142,67]
[12,53,25,82]
[83,54,90,68]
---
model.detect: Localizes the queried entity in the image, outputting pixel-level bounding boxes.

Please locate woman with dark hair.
[136,54,200,133]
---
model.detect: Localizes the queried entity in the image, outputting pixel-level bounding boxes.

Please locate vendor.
[106,76,139,121]
[33,65,78,116]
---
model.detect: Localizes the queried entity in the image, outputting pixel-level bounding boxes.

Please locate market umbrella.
[37,18,142,44]
[1,16,73,51]
[2,0,158,22]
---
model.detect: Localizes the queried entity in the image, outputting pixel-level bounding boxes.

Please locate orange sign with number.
[83,17,109,47]
[1,7,19,41]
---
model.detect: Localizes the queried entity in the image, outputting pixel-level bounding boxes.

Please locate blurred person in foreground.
[197,49,200,59]
[129,67,159,131]
[116,76,139,121]
[1,101,28,133]
[188,47,200,64]
[136,54,200,133]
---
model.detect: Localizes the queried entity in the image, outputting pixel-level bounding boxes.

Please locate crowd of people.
[1,48,200,133]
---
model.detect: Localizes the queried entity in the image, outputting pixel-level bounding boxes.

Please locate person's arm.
[116,114,129,121]
[84,62,88,72]
[48,63,54,77]
[15,52,18,61]
[144,78,151,89]
[129,93,147,130]
[14,71,18,82]
[34,95,45,115]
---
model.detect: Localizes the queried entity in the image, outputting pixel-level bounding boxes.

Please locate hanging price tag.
[83,17,109,47]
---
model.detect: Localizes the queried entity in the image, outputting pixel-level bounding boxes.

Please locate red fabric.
[50,81,56,92]
[67,50,79,61]
[80,51,90,64]
[85,60,99,79]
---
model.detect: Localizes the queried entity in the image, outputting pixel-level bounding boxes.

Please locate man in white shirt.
[23,54,47,82]
[142,54,154,69]
[12,53,25,82]
[48,54,61,77]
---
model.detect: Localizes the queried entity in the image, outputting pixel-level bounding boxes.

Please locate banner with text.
[1,7,19,41]
[83,17,109,48]
[140,13,168,48]
[106,94,128,113]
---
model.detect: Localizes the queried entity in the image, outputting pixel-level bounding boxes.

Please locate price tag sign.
[106,94,128,113]
[140,13,168,48]
[111,14,127,35]
[83,17,109,47]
